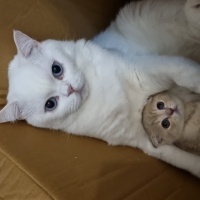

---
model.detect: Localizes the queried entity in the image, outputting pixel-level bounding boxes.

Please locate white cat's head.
[0,31,89,129]
[142,91,185,147]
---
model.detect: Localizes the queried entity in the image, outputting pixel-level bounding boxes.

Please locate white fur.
[93,0,200,62]
[1,0,200,177]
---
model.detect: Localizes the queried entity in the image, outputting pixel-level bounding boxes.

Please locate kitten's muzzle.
[165,108,174,116]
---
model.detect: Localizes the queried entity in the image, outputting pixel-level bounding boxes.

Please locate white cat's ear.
[13,30,40,58]
[0,102,22,123]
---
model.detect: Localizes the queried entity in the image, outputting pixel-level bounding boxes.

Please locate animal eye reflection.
[157,102,164,110]
[45,97,57,111]
[52,61,63,78]
[161,118,170,129]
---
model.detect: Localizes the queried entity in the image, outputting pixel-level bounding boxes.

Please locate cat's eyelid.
[53,60,62,65]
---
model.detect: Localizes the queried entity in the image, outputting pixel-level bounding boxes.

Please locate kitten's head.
[142,92,185,147]
[0,31,89,129]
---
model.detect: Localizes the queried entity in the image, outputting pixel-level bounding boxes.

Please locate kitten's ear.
[146,96,152,103]
[0,102,22,123]
[13,30,40,58]
[150,134,163,148]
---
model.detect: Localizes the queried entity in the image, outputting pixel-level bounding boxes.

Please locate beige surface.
[0,150,53,200]
[0,0,200,200]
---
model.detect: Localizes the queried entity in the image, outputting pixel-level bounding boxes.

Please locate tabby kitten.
[142,90,200,155]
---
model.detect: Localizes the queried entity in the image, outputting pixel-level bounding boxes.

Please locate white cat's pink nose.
[68,85,75,96]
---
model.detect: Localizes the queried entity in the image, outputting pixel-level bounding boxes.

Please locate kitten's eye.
[52,62,63,78]
[161,118,170,129]
[157,102,164,110]
[45,97,57,111]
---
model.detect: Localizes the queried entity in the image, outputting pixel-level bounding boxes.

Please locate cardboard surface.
[0,150,52,200]
[0,0,200,200]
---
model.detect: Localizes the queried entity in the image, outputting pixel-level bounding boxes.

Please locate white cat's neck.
[60,42,147,146]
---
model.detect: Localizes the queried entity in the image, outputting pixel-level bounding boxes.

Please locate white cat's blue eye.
[52,62,63,78]
[45,97,57,111]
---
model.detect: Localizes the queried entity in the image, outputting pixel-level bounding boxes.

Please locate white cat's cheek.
[80,83,89,102]
[26,116,47,129]
[58,94,82,116]
[71,93,83,110]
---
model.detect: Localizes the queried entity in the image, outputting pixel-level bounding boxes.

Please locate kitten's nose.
[166,108,174,116]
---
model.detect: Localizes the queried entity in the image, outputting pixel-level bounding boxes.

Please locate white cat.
[1,0,200,178]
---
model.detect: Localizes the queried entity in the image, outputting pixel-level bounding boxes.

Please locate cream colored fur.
[143,90,200,155]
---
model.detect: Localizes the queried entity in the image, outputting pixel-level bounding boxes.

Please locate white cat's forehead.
[41,39,75,58]
[8,57,53,102]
